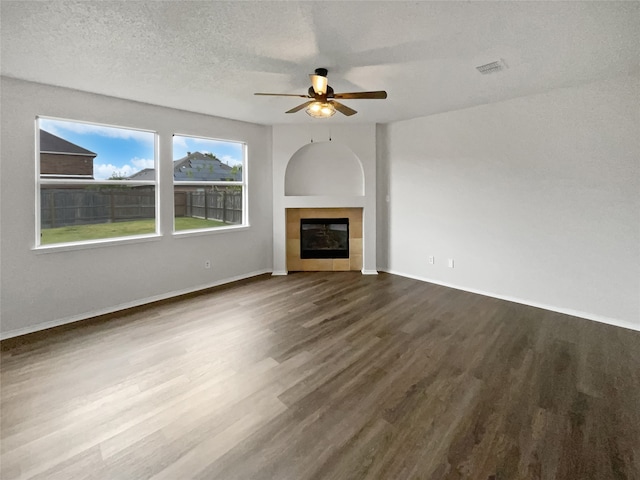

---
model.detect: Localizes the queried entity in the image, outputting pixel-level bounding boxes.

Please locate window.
[173,135,246,232]
[36,117,157,247]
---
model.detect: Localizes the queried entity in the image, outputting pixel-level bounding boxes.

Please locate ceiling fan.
[254,68,387,118]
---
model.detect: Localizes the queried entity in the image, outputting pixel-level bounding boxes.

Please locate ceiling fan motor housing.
[308,85,334,99]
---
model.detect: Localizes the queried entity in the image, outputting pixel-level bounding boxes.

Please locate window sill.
[33,233,162,254]
[173,224,250,238]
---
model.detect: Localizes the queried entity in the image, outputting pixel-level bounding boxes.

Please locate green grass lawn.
[174,217,227,231]
[41,217,227,245]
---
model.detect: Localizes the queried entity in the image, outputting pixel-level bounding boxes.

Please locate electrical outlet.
[448,258,454,268]
[428,256,434,265]
[204,260,211,269]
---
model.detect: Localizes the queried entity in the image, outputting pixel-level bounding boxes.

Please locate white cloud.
[38,122,63,138]
[93,158,155,180]
[220,154,241,166]
[94,163,136,180]
[177,135,239,148]
[39,118,154,144]
[131,157,155,169]
[194,138,235,148]
[173,136,188,150]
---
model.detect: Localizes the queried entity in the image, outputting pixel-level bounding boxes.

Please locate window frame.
[34,116,160,250]
[172,134,248,235]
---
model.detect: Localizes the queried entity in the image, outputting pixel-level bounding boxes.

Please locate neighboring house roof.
[40,130,97,157]
[126,151,241,181]
[127,168,155,181]
[174,152,241,181]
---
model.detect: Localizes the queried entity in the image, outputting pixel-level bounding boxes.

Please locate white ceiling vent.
[476,59,507,75]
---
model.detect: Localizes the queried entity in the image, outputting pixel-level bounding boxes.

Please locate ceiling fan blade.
[286,101,314,114]
[309,74,328,95]
[333,91,387,100]
[254,93,310,98]
[331,100,357,117]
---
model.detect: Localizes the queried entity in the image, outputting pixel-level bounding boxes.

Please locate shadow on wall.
[284,141,364,196]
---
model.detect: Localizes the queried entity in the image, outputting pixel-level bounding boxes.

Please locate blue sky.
[173,135,243,168]
[39,118,244,180]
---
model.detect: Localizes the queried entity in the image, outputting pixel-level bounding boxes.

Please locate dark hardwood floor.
[1,272,639,479]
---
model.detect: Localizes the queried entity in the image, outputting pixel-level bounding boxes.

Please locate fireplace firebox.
[300,218,349,259]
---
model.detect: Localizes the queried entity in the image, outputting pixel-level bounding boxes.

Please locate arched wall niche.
[284,141,364,196]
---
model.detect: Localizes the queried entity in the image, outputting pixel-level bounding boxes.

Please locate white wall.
[376,123,391,270]
[0,77,273,338]
[380,74,640,328]
[272,124,377,275]
[285,141,364,196]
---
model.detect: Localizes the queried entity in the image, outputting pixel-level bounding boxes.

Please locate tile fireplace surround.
[286,208,363,272]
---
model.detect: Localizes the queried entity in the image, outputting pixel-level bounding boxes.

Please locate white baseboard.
[0,269,272,340]
[383,269,640,332]
[361,269,379,275]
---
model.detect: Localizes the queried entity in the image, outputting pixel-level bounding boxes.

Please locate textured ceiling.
[1,1,638,125]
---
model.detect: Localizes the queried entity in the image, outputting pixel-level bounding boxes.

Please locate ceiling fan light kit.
[254,67,387,118]
[306,101,336,118]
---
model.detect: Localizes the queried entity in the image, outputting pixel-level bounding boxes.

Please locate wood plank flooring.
[1,272,639,479]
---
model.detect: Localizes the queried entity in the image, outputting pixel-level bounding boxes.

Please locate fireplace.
[286,208,361,272]
[300,218,349,259]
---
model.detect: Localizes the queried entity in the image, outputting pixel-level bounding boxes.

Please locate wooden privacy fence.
[175,190,243,225]
[41,189,155,228]
[41,188,242,228]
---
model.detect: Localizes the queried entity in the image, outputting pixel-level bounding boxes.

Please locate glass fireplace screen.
[300,218,349,259]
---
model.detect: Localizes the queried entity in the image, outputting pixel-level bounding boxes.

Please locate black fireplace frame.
[300,218,349,259]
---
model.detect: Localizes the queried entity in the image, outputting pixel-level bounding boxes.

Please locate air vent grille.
[476,60,506,75]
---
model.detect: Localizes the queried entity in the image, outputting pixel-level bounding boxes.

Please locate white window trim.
[39,179,156,187]
[35,116,160,249]
[40,174,95,179]
[172,137,248,234]
[33,233,162,254]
